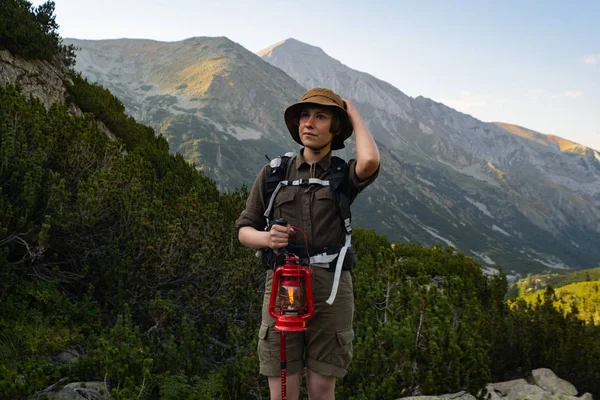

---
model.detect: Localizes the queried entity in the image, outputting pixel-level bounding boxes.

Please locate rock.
[441,391,467,399]
[46,382,109,400]
[62,382,108,392]
[482,384,504,400]
[394,397,441,400]
[490,379,529,396]
[507,384,549,400]
[0,50,71,108]
[440,392,476,400]
[97,120,116,141]
[520,392,557,400]
[54,348,80,364]
[555,395,584,400]
[0,50,117,142]
[531,368,578,396]
[396,369,586,400]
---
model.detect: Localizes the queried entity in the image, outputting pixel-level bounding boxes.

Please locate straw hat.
[284,88,353,150]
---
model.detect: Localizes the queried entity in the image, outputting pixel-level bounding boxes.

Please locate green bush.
[0,0,76,65]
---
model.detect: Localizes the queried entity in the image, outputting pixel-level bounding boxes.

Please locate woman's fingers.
[268,223,295,249]
[269,225,288,249]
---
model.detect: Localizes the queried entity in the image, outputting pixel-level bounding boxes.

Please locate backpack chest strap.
[263,178,332,224]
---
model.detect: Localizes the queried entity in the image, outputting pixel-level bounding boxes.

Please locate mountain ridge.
[63,36,600,275]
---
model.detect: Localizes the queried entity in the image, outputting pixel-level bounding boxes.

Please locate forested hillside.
[1,1,600,399]
[507,267,600,324]
[512,267,600,293]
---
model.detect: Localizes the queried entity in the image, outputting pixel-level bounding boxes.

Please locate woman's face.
[298,107,335,151]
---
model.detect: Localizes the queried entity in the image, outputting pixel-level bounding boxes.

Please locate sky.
[37,0,600,151]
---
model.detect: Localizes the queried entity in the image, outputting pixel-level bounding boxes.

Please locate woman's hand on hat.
[343,98,359,119]
[268,223,294,249]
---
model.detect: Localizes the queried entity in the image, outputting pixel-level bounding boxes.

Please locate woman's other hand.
[268,223,294,249]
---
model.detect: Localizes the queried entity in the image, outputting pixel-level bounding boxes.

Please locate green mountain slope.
[508,267,600,324]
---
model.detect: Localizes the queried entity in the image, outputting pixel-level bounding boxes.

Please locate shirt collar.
[295,148,332,171]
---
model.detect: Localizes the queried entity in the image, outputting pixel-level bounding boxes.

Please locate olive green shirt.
[235,150,379,249]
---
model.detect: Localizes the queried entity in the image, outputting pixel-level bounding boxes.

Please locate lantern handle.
[271,217,288,228]
[270,218,313,270]
[270,218,290,255]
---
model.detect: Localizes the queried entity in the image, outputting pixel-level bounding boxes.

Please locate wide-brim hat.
[284,88,353,150]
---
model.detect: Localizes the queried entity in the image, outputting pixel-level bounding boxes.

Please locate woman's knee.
[306,369,335,400]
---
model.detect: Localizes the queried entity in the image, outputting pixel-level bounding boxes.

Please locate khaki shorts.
[257,267,354,378]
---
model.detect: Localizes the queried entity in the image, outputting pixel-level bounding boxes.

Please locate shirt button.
[306,222,311,227]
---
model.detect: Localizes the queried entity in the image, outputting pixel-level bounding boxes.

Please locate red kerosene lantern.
[268,253,314,330]
[268,252,314,399]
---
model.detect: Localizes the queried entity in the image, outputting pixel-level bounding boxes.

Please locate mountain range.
[64,36,600,277]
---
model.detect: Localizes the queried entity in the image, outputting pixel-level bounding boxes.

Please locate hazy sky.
[37,0,600,151]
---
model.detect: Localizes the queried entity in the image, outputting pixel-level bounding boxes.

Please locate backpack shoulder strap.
[263,155,292,226]
[329,156,352,235]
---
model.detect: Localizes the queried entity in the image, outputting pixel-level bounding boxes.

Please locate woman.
[236,88,380,400]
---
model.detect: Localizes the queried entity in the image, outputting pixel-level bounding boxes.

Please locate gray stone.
[0,50,70,108]
[62,382,108,392]
[531,368,578,396]
[554,395,582,400]
[54,349,80,364]
[395,370,586,400]
[507,384,546,400]
[490,379,529,396]
[441,393,476,400]
[45,382,109,400]
[441,391,467,399]
[518,391,557,400]
[394,397,442,400]
[482,384,504,400]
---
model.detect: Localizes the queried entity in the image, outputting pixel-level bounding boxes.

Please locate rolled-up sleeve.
[235,165,269,231]
[347,159,379,204]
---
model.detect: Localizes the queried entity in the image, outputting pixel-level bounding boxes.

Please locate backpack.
[260,153,354,305]
[262,154,352,236]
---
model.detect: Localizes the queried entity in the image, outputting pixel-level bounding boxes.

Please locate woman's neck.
[303,146,330,165]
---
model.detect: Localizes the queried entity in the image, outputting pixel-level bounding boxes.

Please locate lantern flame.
[288,286,294,304]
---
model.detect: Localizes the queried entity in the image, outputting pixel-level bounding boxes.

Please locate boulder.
[46,382,109,400]
[506,384,550,400]
[441,391,467,399]
[531,368,578,396]
[490,379,529,396]
[483,384,505,400]
[54,348,80,364]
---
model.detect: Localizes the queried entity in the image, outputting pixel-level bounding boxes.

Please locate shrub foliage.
[1,4,600,398]
[0,0,76,64]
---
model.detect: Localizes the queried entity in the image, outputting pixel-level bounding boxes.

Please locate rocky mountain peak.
[258,38,413,120]
[257,38,329,60]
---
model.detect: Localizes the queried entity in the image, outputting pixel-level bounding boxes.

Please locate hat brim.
[284,98,353,151]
